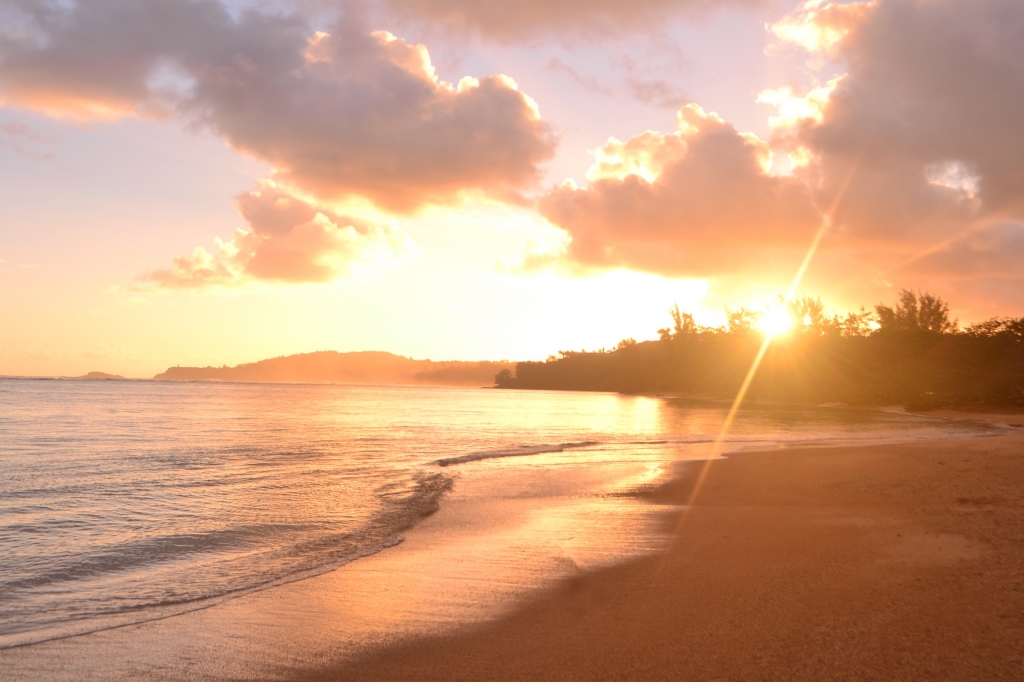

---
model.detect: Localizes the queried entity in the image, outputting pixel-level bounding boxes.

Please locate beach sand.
[4,413,1022,681]
[301,416,1024,681]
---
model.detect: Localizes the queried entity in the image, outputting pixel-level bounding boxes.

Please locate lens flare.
[758,305,794,337]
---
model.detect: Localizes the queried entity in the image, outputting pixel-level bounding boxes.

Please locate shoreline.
[298,417,1024,681]
[0,430,677,680]
[638,390,1024,419]
[2,410,1019,680]
[916,409,1024,426]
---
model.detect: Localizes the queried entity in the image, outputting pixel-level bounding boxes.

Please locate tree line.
[495,291,1024,409]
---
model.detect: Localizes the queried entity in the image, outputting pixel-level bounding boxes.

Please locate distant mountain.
[78,372,125,380]
[153,351,513,387]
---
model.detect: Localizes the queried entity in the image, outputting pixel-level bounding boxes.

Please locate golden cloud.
[136,182,417,290]
[540,0,1024,317]
[381,0,764,41]
[538,104,821,277]
[0,1,555,212]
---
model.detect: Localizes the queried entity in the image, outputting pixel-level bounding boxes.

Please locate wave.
[436,441,599,467]
[0,470,454,650]
[433,437,782,467]
[434,429,997,470]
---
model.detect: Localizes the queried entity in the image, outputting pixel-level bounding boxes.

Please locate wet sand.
[3,412,1021,681]
[305,417,1024,681]
[0,448,675,681]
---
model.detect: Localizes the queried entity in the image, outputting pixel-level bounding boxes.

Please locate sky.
[1,0,1022,377]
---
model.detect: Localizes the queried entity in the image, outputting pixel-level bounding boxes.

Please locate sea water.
[0,378,1003,650]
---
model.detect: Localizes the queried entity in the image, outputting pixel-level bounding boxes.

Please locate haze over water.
[0,378,1003,650]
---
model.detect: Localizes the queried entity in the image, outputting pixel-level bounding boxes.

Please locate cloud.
[545,59,613,96]
[546,49,690,109]
[136,182,417,290]
[766,0,1024,244]
[0,120,43,141]
[379,0,764,42]
[0,118,54,157]
[768,0,875,57]
[614,47,691,110]
[0,0,257,120]
[0,1,555,212]
[770,0,1024,312]
[901,223,1024,281]
[624,76,688,109]
[192,25,555,211]
[539,0,1024,317]
[537,104,820,278]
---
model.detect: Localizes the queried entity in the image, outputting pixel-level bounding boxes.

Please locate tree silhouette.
[496,290,1024,409]
[875,290,956,333]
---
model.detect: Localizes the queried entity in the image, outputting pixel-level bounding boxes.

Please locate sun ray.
[758,303,794,337]
[663,158,862,547]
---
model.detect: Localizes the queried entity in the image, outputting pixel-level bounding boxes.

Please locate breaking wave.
[436,441,600,466]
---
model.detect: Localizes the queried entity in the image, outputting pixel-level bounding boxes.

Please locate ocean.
[0,377,1004,651]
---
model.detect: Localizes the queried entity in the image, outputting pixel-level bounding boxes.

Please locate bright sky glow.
[757,304,795,338]
[1,0,1022,377]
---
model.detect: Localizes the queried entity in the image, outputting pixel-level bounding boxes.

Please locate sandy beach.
[3,410,1022,681]
[302,414,1024,681]
[6,0,1023,678]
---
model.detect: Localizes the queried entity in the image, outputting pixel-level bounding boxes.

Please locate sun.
[758,304,794,337]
